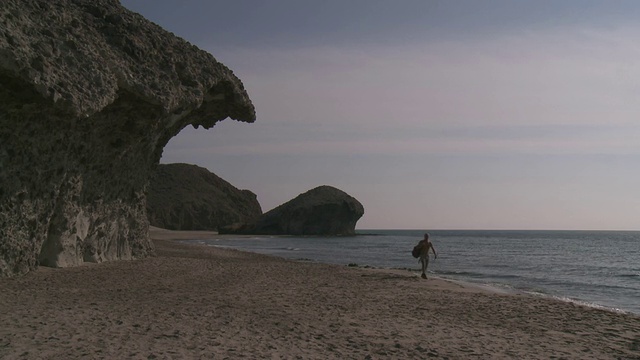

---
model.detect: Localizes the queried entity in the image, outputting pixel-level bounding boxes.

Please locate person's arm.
[431,244,437,259]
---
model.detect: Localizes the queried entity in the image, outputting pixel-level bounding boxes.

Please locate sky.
[120,0,640,230]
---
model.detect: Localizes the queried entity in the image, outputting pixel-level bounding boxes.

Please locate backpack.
[412,243,422,258]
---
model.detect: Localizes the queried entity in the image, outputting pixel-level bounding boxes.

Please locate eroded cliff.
[0,0,255,276]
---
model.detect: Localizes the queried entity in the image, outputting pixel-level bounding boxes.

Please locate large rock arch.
[0,0,255,276]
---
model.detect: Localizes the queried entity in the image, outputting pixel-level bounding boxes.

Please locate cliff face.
[220,186,364,236]
[0,0,255,276]
[147,163,262,231]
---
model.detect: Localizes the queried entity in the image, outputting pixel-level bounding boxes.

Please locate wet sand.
[1,228,639,359]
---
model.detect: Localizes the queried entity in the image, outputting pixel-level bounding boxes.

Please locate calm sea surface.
[185,230,640,315]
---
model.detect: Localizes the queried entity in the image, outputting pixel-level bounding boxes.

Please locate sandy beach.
[1,228,639,359]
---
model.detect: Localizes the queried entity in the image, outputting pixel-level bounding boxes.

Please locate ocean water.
[186,229,640,315]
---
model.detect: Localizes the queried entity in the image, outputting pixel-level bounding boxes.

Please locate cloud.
[224,26,638,111]
[160,22,640,229]
[172,122,640,157]
[191,25,640,160]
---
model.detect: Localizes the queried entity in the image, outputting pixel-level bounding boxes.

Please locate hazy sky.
[121,0,640,230]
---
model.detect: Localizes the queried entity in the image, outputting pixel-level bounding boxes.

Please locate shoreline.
[2,229,639,358]
[169,228,638,317]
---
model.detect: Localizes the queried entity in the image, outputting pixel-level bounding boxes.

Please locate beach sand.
[1,228,639,359]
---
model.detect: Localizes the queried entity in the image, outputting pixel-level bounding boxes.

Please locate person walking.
[417,233,437,279]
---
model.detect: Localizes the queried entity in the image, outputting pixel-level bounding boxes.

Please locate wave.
[181,240,206,245]
[435,270,486,278]
[524,291,630,314]
[485,264,512,269]
[436,269,526,281]
[280,247,301,251]
[617,273,640,279]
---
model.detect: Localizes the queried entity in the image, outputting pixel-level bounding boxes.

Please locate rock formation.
[147,163,262,231]
[219,186,364,236]
[0,0,255,276]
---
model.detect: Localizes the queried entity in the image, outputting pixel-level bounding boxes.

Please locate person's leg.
[424,257,429,278]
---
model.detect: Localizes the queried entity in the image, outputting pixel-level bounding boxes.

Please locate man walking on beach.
[418,233,437,279]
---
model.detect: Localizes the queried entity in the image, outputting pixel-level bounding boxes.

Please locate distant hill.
[146,163,262,231]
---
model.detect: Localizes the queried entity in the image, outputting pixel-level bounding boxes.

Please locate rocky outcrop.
[147,163,262,231]
[0,0,255,276]
[219,186,364,236]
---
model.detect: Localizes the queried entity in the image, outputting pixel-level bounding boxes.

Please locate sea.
[184,229,640,315]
